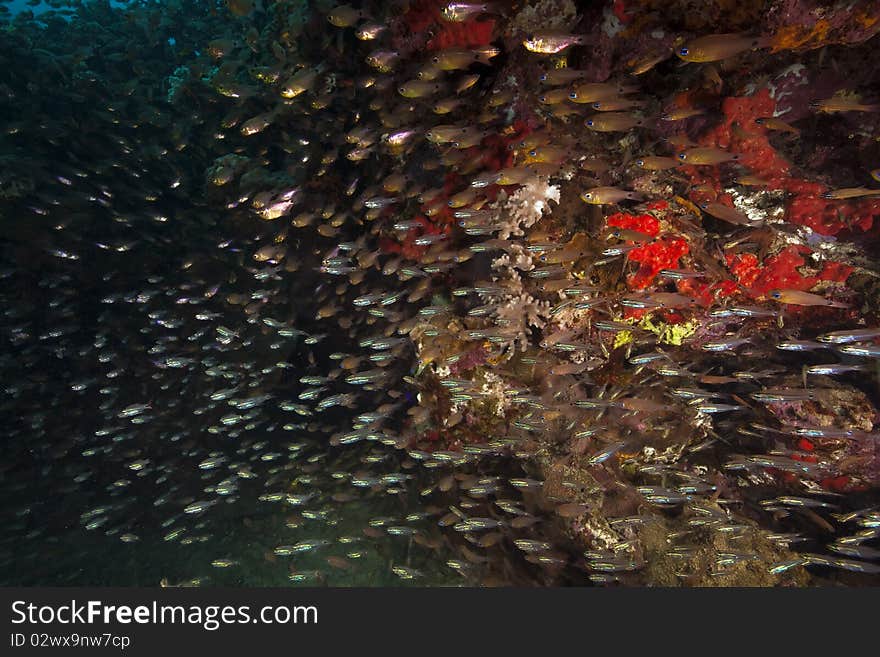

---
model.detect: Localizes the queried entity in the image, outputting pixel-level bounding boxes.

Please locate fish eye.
[770,291,782,299]
[583,192,592,199]
[398,87,405,94]
[699,202,708,209]
[539,73,548,81]
[431,56,439,64]
[592,102,601,109]
[538,96,547,103]
[678,153,687,160]
[569,92,578,99]
[636,159,645,166]
[755,118,766,124]
[529,149,537,157]
[586,119,594,127]
[679,47,689,56]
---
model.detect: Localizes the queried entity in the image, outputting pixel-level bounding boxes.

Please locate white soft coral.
[493,178,560,240]
[492,242,534,274]
[494,290,550,353]
[474,177,559,354]
[477,269,550,355]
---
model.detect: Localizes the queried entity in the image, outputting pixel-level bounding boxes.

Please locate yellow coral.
[635,315,700,346]
[613,330,634,350]
[609,312,700,349]
[657,318,700,346]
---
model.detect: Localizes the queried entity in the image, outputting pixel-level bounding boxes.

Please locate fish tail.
[474,46,500,65]
[754,34,774,50]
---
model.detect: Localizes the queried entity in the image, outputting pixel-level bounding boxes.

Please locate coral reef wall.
[1,0,880,586]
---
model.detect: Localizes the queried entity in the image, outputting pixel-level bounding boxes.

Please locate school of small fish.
[1,0,879,586]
